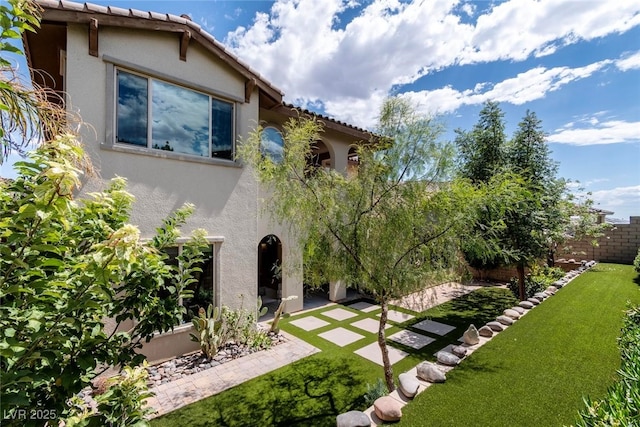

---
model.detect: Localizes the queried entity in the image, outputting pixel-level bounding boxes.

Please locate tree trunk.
[377,298,395,392]
[517,263,526,301]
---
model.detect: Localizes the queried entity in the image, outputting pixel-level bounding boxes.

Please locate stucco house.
[24,0,372,361]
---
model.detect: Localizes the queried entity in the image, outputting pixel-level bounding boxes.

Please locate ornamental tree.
[239,97,482,392]
[0,136,208,425]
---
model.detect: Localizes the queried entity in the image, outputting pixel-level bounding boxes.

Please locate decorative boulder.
[519,301,534,309]
[503,309,521,319]
[511,306,525,315]
[478,325,494,337]
[527,297,541,305]
[546,286,558,294]
[398,373,420,398]
[436,351,461,366]
[451,345,468,358]
[534,292,548,300]
[486,321,504,332]
[416,361,446,383]
[496,315,514,326]
[373,396,402,422]
[463,324,480,345]
[337,410,371,427]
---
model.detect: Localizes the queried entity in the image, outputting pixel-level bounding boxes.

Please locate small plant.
[62,363,155,426]
[270,295,298,334]
[190,304,229,359]
[634,248,640,273]
[363,378,388,406]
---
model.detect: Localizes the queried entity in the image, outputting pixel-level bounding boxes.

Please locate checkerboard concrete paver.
[350,318,391,333]
[318,327,365,347]
[349,301,380,312]
[289,316,330,331]
[321,307,358,321]
[387,329,435,349]
[354,342,409,366]
[378,309,415,323]
[412,319,456,336]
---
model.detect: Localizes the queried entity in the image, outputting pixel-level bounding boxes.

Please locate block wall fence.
[471,216,639,283]
[559,216,640,265]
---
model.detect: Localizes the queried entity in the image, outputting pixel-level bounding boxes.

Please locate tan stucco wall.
[256,109,362,311]
[64,24,260,362]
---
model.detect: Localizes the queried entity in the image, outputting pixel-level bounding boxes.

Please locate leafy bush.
[0,137,207,425]
[508,264,564,299]
[63,364,154,427]
[574,304,640,426]
[634,248,640,273]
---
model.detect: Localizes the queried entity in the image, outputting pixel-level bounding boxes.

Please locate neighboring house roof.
[27,0,375,142]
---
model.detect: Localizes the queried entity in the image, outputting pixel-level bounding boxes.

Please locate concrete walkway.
[146,331,319,417]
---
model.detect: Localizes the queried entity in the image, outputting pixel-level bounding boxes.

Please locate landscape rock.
[519,301,534,309]
[496,315,514,326]
[451,345,468,358]
[486,321,504,332]
[546,286,557,294]
[416,361,446,383]
[511,305,526,316]
[503,309,521,319]
[337,410,371,427]
[373,396,402,422]
[463,324,480,345]
[478,325,494,337]
[534,292,549,300]
[436,351,461,366]
[527,297,541,305]
[398,373,420,398]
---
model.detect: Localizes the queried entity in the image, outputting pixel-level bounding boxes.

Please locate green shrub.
[574,304,640,426]
[363,378,388,406]
[508,264,564,299]
[633,248,640,273]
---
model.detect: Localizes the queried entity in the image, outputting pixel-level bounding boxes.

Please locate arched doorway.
[307,139,332,171]
[258,235,282,303]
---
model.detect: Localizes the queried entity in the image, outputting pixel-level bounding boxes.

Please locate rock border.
[343,261,596,426]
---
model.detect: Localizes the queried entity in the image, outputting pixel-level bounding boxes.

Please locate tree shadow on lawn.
[153,355,368,427]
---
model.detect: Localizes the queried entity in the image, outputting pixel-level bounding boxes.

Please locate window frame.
[173,237,223,326]
[103,58,242,168]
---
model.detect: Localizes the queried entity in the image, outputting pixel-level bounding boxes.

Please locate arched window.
[261,126,284,163]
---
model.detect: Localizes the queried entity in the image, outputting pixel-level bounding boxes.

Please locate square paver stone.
[321,308,358,321]
[355,342,409,366]
[387,330,435,350]
[348,301,380,313]
[318,327,365,347]
[378,309,415,323]
[350,318,391,333]
[289,316,330,331]
[412,319,456,336]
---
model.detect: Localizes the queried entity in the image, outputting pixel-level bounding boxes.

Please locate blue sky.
[2,0,639,219]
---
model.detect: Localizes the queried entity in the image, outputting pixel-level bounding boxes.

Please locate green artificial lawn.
[399,263,640,427]
[151,286,516,426]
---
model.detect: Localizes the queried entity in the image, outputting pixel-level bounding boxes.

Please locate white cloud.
[615,50,640,71]
[400,59,611,119]
[587,185,640,216]
[224,0,640,128]
[548,120,640,146]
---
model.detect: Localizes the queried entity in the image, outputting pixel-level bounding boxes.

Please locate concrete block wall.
[559,216,640,264]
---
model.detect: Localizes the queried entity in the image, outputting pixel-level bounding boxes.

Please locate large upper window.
[116,69,235,160]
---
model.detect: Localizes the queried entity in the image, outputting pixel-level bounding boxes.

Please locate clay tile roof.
[33,0,374,140]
